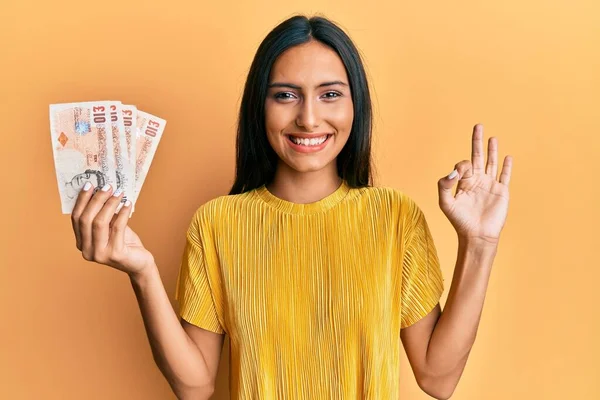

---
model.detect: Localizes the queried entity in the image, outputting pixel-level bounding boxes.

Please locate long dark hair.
[229,14,374,195]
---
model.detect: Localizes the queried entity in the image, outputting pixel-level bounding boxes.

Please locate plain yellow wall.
[1,0,598,399]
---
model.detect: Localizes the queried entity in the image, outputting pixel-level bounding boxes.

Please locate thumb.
[438,169,459,210]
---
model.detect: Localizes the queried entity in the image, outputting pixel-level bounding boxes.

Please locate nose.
[295,98,320,132]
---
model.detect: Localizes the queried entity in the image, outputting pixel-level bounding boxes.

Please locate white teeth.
[290,135,328,146]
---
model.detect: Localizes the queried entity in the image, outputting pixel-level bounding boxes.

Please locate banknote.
[121,104,138,213]
[134,111,167,203]
[50,101,166,215]
[121,105,137,178]
[50,102,117,214]
[108,102,135,207]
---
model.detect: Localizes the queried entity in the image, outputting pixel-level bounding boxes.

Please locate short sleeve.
[174,211,226,334]
[400,197,445,329]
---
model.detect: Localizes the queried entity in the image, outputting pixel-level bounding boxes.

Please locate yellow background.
[1,0,598,399]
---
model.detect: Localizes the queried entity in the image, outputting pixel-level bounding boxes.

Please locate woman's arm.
[401,237,497,400]
[402,124,512,399]
[69,185,225,398]
[130,264,225,399]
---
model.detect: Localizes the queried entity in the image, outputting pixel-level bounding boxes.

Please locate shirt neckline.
[255,180,351,215]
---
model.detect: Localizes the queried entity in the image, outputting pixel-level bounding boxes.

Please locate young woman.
[70,14,512,400]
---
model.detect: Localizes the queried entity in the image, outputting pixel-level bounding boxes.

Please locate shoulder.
[189,189,257,229]
[353,184,416,209]
[353,185,427,225]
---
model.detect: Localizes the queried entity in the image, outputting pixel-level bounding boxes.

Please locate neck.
[266,163,342,204]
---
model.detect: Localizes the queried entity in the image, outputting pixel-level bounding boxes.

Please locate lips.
[288,134,329,144]
[285,133,332,153]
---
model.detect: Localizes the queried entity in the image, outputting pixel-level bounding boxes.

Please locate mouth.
[286,133,333,148]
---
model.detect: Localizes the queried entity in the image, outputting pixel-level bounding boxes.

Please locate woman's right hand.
[71,183,155,277]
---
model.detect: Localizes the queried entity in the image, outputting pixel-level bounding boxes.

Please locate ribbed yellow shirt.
[175,180,445,399]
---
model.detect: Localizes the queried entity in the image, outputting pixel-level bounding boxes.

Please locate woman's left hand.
[437,124,513,245]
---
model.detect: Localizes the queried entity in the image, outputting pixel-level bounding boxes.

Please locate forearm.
[424,237,497,387]
[129,264,213,398]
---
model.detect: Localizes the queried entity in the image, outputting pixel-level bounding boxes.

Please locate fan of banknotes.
[50,101,167,215]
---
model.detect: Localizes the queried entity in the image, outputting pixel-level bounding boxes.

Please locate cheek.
[264,101,289,132]
[264,114,284,151]
[330,102,354,135]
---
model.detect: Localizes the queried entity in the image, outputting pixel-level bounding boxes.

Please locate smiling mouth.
[286,134,332,147]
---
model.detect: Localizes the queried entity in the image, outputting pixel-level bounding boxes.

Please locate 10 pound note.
[133,111,167,203]
[50,102,117,214]
[108,102,135,207]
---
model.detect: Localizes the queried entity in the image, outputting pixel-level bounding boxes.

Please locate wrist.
[457,235,499,250]
[128,261,159,285]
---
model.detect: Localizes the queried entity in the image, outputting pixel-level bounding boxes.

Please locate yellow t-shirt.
[175,180,445,399]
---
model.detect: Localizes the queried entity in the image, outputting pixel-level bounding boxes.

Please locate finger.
[109,211,119,230]
[471,124,485,174]
[438,171,457,210]
[111,199,133,251]
[485,137,498,179]
[438,160,471,209]
[455,159,473,180]
[71,181,95,251]
[79,184,114,259]
[92,189,126,253]
[499,155,513,186]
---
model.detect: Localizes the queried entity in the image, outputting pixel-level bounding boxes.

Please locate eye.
[322,91,342,99]
[274,92,296,100]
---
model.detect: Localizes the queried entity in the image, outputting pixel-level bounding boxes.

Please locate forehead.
[269,40,348,84]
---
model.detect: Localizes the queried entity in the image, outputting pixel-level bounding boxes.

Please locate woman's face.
[264,40,354,175]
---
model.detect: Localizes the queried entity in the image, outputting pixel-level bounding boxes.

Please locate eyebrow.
[267,80,348,89]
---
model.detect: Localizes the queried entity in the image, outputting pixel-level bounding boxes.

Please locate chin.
[283,158,335,174]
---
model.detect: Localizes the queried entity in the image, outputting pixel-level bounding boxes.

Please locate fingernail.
[125,200,132,207]
[447,169,458,179]
[113,188,122,197]
[101,184,111,192]
[83,182,92,191]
